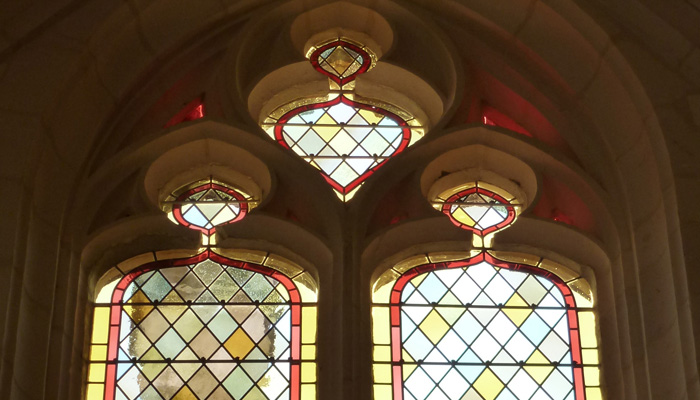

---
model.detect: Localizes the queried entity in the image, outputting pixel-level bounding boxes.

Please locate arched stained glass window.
[86,249,318,400]
[261,39,424,201]
[372,252,601,400]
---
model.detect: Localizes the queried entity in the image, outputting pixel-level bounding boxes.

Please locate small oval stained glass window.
[163,180,257,236]
[309,40,374,85]
[262,38,424,201]
[433,183,519,236]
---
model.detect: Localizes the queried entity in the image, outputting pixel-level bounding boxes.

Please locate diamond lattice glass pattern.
[272,96,411,196]
[171,182,249,236]
[94,253,305,400]
[309,40,372,85]
[389,255,585,400]
[441,187,516,236]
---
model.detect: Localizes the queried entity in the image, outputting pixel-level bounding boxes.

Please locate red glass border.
[309,40,372,86]
[102,250,303,400]
[441,187,516,236]
[274,95,411,194]
[388,251,586,400]
[163,97,205,128]
[171,182,248,235]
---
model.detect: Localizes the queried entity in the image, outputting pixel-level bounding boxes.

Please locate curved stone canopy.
[1,1,700,399]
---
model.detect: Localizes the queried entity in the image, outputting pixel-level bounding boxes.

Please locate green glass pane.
[173,309,204,342]
[193,260,223,286]
[229,268,254,286]
[154,328,186,359]
[209,309,238,342]
[223,366,254,399]
[140,272,172,302]
[242,274,275,302]
[210,273,239,302]
[191,303,219,324]
[195,290,217,304]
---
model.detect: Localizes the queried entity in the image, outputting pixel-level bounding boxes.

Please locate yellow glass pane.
[154,249,199,261]
[224,329,255,358]
[216,248,267,265]
[524,350,553,384]
[91,307,110,344]
[358,109,384,125]
[313,125,341,143]
[401,349,413,363]
[374,384,392,399]
[408,127,425,145]
[372,270,400,303]
[473,368,504,400]
[372,307,390,344]
[173,385,197,400]
[90,345,107,361]
[451,207,475,226]
[301,384,316,399]
[427,252,469,264]
[302,345,316,360]
[394,255,430,274]
[579,311,598,348]
[487,251,540,267]
[582,348,599,364]
[88,362,105,382]
[337,185,360,202]
[586,387,603,400]
[538,259,580,282]
[301,362,316,383]
[570,279,594,307]
[327,47,354,74]
[373,363,392,383]
[86,384,104,400]
[302,307,317,344]
[162,291,184,303]
[293,272,318,302]
[434,182,478,204]
[373,345,391,362]
[117,253,155,274]
[477,181,518,202]
[159,305,187,323]
[584,366,600,386]
[262,253,303,277]
[402,361,416,380]
[95,280,118,303]
[141,360,166,380]
[123,291,152,324]
[410,272,427,287]
[503,293,532,326]
[419,310,450,344]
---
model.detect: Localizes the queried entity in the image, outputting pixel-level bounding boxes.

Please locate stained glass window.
[163,179,257,237]
[431,182,519,237]
[372,251,602,400]
[86,249,318,400]
[261,39,424,201]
